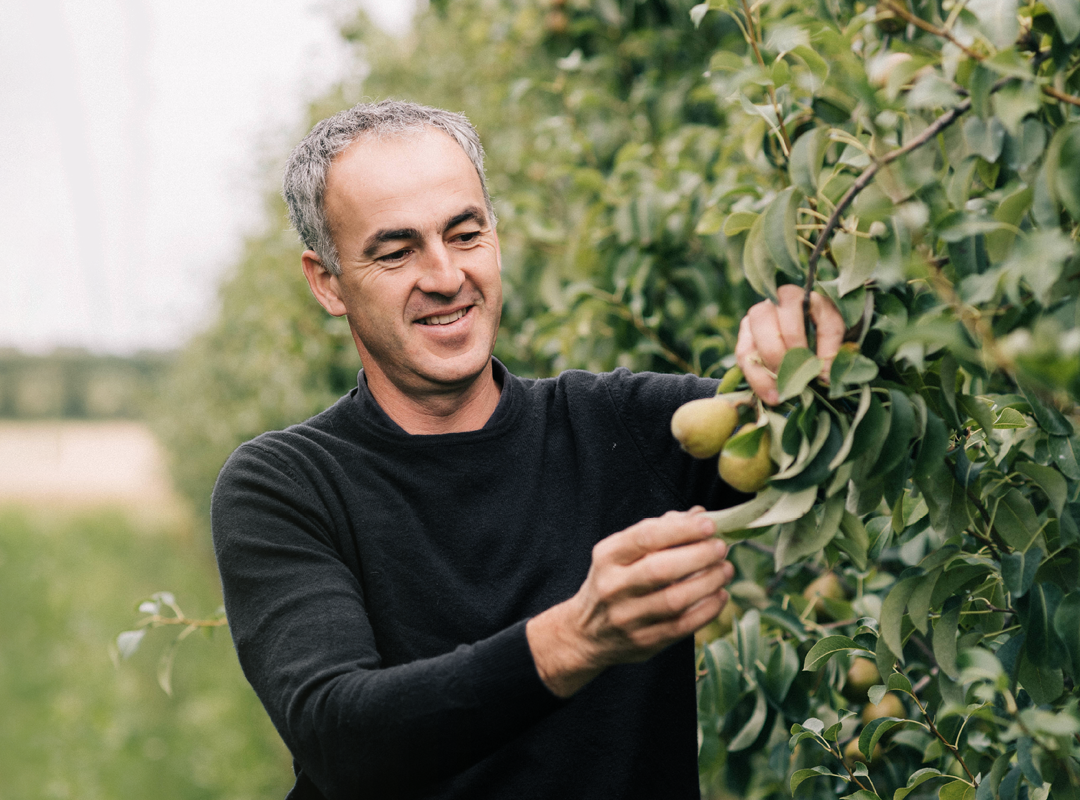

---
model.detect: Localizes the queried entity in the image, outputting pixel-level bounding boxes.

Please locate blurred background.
[0,0,751,795]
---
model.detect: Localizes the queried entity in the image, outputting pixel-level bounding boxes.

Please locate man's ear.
[301,250,348,317]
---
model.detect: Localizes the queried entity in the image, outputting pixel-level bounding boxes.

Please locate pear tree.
[684,0,1080,798]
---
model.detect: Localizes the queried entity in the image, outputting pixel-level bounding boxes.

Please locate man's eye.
[456,231,481,243]
[379,249,411,263]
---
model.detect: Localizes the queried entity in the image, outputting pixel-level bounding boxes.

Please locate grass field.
[0,505,294,798]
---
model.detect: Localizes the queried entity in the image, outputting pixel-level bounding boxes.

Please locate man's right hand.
[525,508,734,698]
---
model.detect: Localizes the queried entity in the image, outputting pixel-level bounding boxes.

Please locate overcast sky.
[0,0,415,354]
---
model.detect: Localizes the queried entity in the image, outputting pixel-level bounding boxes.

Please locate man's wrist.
[526,602,604,699]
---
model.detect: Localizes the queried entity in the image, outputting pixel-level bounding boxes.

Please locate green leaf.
[912,411,949,483]
[993,407,1028,429]
[993,488,1042,553]
[773,417,842,492]
[723,211,759,236]
[828,349,879,395]
[880,574,922,660]
[790,45,829,89]
[858,716,912,761]
[750,486,818,527]
[761,640,799,705]
[763,186,803,278]
[728,686,768,751]
[963,115,1007,162]
[116,629,146,660]
[959,395,995,434]
[870,390,914,477]
[776,347,822,402]
[1053,592,1080,674]
[1017,653,1064,704]
[707,639,743,715]
[743,211,778,301]
[832,230,879,296]
[968,0,1020,49]
[1049,434,1080,481]
[933,596,963,680]
[776,493,845,569]
[705,488,783,535]
[939,779,977,800]
[1045,0,1080,42]
[1017,736,1041,784]
[1002,547,1043,598]
[835,510,869,571]
[791,766,842,795]
[893,768,949,800]
[908,568,943,635]
[736,608,761,678]
[830,384,873,467]
[1020,383,1075,436]
[1046,123,1080,218]
[1015,462,1067,516]
[789,127,829,196]
[803,635,865,671]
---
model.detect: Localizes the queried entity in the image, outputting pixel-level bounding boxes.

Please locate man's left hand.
[735,285,845,406]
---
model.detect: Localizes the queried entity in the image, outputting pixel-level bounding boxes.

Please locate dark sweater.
[211,362,735,799]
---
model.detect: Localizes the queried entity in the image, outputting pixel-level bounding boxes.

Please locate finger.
[623,560,730,626]
[775,285,809,352]
[746,299,786,373]
[612,568,728,647]
[620,537,729,595]
[599,511,716,566]
[737,315,781,406]
[809,291,846,378]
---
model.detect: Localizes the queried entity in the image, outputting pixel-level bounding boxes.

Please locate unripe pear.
[843,736,882,767]
[843,657,881,702]
[671,396,740,459]
[718,424,773,493]
[861,692,905,724]
[802,572,845,617]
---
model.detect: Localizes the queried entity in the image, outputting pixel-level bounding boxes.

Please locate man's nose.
[416,243,464,297]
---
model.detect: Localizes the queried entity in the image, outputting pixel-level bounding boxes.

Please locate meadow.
[0,504,293,798]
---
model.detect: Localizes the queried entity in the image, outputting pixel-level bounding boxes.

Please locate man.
[211,100,843,799]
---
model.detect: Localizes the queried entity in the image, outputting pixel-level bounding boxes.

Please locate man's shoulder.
[540,367,718,410]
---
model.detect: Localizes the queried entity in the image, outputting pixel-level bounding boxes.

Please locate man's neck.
[363,361,502,435]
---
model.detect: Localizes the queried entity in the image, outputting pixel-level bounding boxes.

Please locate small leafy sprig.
[112,592,227,696]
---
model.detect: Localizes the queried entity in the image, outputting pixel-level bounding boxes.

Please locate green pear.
[670,396,740,459]
[718,424,773,493]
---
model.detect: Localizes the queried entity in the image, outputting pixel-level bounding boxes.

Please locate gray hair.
[282,99,496,276]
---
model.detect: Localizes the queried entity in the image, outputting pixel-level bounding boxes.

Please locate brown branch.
[879,0,1080,109]
[802,97,973,320]
[1043,85,1080,109]
[880,1,983,61]
[910,690,978,784]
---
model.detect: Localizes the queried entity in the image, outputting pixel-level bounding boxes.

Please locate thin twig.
[802,97,973,319]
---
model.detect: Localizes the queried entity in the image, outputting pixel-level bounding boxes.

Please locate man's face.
[309,129,503,399]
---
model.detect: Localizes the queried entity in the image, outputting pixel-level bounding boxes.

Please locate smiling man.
[211,100,843,800]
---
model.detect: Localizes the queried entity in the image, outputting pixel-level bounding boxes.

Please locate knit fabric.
[211,361,736,799]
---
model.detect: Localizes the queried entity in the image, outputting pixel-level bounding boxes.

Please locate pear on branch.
[718,424,774,493]
[671,395,741,458]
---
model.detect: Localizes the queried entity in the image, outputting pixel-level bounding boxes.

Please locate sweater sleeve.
[210,441,561,799]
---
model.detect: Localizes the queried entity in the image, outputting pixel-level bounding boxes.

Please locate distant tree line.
[0,349,174,419]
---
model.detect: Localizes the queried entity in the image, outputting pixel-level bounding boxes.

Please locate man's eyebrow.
[362,227,421,259]
[444,207,488,231]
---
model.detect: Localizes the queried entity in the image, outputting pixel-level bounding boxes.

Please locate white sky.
[0,0,416,354]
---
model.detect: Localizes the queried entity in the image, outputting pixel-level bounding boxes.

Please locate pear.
[861,692,905,724]
[671,396,740,459]
[802,572,846,617]
[843,657,881,702]
[718,424,773,493]
[843,736,882,767]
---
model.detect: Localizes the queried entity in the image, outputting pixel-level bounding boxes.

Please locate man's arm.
[526,508,732,697]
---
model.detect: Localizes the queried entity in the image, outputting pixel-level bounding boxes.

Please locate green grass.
[0,506,293,799]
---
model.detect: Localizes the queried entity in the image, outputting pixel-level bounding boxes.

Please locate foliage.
[0,507,290,797]
[684,0,1080,797]
[152,0,1080,797]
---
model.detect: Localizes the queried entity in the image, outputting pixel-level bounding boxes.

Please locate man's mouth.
[418,307,469,326]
